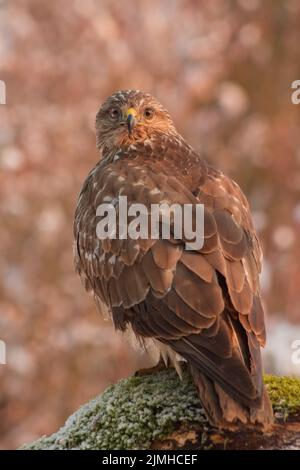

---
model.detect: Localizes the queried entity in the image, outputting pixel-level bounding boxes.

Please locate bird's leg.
[135,358,168,377]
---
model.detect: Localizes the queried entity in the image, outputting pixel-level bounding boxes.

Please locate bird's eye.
[109,107,120,120]
[144,107,154,120]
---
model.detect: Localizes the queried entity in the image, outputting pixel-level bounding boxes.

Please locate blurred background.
[1,0,300,449]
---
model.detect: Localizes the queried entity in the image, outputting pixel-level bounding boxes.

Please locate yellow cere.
[125,107,137,118]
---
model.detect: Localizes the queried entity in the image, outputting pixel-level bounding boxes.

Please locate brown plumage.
[74,90,273,429]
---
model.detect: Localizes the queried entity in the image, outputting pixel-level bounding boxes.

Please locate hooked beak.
[125,107,137,136]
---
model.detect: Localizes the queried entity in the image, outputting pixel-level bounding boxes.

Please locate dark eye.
[144,107,154,120]
[109,107,120,120]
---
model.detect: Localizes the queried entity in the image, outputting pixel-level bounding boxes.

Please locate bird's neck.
[100,130,203,164]
[99,131,207,193]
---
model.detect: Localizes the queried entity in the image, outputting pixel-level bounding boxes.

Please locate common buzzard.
[74,90,273,429]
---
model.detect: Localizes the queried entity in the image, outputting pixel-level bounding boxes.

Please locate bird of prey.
[74,90,273,429]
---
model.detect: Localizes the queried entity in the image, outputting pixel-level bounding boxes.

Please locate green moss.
[264,375,300,416]
[22,370,300,450]
[22,368,206,450]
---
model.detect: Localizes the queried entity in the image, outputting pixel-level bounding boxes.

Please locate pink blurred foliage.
[0,0,300,449]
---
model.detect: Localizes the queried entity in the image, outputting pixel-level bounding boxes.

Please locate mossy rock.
[264,375,300,416]
[22,369,300,450]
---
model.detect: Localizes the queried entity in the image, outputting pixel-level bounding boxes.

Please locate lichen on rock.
[22,369,300,450]
[23,368,207,450]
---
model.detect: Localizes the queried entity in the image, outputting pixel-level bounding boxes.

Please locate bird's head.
[95,90,177,153]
